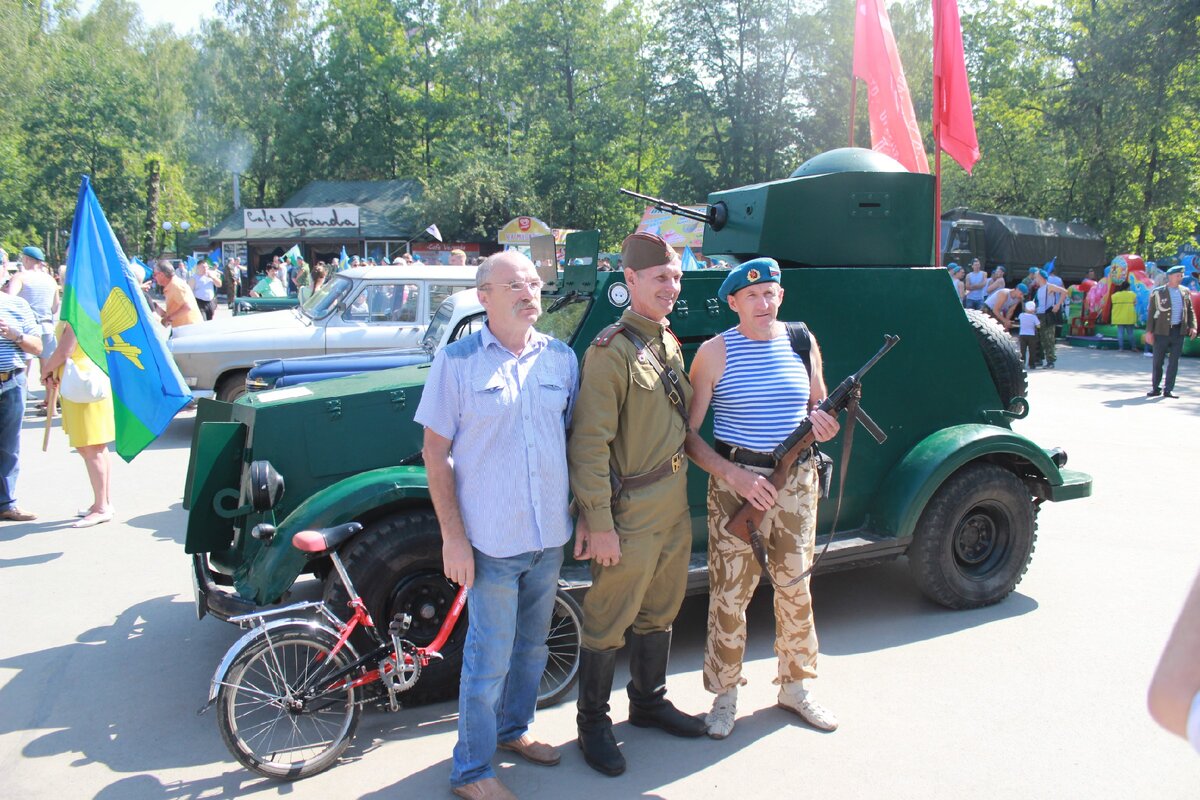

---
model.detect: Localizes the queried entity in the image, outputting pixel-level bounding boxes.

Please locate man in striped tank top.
[684,257,841,739]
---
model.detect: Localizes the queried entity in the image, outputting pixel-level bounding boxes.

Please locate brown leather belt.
[0,368,23,383]
[611,446,686,499]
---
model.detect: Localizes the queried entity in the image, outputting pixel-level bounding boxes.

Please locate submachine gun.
[727,335,900,587]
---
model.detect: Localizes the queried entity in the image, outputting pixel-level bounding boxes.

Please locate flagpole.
[849,78,858,148]
[932,0,943,268]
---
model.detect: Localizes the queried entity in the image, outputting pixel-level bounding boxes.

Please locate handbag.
[60,358,111,404]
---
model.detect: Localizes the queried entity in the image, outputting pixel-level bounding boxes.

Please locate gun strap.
[618,326,689,428]
[762,391,859,589]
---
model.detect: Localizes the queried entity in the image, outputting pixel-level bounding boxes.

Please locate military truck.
[184,147,1092,701]
[941,207,1106,285]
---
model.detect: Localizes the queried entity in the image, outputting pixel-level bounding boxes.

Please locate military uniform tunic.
[568,308,694,651]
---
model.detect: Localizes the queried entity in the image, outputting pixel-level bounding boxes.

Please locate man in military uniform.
[568,231,707,777]
[1145,264,1197,398]
[683,258,841,739]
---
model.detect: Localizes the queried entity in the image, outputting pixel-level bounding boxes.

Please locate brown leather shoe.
[0,507,36,521]
[451,776,518,800]
[497,734,561,766]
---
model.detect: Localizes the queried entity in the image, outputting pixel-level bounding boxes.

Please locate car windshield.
[422,298,456,353]
[300,275,354,319]
[534,292,590,344]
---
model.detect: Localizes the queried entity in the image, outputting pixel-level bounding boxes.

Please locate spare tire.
[965,309,1027,415]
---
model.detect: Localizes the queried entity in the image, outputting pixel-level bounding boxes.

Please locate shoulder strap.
[618,326,689,428]
[784,321,813,380]
[592,322,624,347]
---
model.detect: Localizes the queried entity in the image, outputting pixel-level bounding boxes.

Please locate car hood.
[170,309,310,343]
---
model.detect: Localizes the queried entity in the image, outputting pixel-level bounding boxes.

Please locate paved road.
[1,344,1198,799]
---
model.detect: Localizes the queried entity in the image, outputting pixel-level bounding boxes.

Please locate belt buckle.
[671,452,683,473]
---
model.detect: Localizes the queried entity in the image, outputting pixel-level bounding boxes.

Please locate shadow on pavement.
[811,560,1037,656]
[0,551,62,568]
[125,503,187,546]
[0,595,238,780]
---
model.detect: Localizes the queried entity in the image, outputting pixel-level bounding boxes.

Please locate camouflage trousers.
[703,459,820,694]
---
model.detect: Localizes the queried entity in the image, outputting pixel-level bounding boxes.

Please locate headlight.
[248,460,285,511]
[1047,447,1068,468]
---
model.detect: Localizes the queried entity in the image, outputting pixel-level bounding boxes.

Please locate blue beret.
[718,257,782,303]
[1167,265,1185,275]
[21,246,45,261]
[1027,267,1043,279]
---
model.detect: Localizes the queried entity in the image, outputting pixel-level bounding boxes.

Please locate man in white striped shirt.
[684,257,841,739]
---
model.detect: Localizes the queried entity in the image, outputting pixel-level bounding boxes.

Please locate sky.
[88,0,219,35]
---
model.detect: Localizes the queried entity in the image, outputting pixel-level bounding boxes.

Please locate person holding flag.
[40,309,116,527]
[43,175,198,525]
[48,176,192,467]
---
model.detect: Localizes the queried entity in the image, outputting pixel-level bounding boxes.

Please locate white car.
[170,264,477,401]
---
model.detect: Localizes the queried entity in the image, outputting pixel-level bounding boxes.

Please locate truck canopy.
[942,208,1106,283]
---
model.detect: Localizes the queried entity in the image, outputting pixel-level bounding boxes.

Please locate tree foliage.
[0,0,1197,261]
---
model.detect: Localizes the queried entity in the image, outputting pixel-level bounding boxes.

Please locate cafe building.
[207,180,425,280]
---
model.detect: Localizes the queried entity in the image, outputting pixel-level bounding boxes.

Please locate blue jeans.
[451,545,564,787]
[0,372,27,512]
[1116,325,1133,351]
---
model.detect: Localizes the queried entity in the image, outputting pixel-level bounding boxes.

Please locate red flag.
[933,0,979,173]
[852,0,929,174]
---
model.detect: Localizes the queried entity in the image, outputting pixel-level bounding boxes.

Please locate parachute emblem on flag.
[101,288,144,370]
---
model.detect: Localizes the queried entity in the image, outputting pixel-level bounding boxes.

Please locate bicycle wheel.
[216,628,362,780]
[537,590,582,708]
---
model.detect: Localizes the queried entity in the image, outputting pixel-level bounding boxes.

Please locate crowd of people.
[948,255,1198,392]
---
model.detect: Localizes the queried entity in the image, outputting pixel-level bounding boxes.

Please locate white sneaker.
[705,687,737,739]
[777,682,838,731]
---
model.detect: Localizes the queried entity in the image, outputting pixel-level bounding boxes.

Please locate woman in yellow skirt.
[40,321,115,527]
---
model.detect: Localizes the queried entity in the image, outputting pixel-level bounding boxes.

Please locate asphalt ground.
[1,340,1198,799]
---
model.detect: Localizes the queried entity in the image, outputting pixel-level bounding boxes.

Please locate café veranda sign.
[243,206,360,230]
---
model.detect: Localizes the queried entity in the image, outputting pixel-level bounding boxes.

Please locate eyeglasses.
[480,279,544,293]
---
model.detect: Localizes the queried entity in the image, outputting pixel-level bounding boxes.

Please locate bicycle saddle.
[292,522,364,554]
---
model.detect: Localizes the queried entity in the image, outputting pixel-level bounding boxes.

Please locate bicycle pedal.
[389,612,412,635]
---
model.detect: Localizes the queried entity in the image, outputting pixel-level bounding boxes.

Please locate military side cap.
[21,246,45,261]
[718,257,782,303]
[620,232,676,271]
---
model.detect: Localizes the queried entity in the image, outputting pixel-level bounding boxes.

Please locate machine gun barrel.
[618,188,728,231]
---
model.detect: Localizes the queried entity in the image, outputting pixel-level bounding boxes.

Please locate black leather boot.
[626,630,707,737]
[576,648,626,776]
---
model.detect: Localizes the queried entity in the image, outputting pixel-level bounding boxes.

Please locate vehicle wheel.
[537,590,582,708]
[324,510,466,703]
[908,462,1037,609]
[965,309,1027,413]
[217,628,361,780]
[216,370,249,403]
